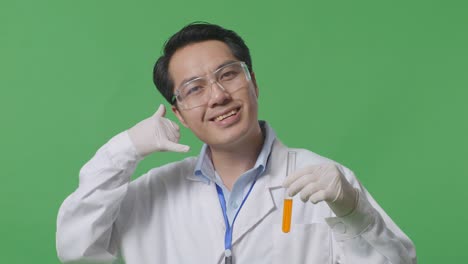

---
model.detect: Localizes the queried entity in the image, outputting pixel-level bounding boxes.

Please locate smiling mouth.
[213,108,240,122]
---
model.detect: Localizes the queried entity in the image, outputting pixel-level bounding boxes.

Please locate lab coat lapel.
[231,140,289,245]
[186,167,226,244]
[189,178,227,263]
[197,181,226,228]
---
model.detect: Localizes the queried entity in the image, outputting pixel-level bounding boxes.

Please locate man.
[56,22,416,263]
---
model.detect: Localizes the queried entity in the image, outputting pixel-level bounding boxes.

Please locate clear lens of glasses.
[175,61,251,110]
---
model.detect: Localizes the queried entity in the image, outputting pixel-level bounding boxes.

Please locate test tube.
[282,151,296,233]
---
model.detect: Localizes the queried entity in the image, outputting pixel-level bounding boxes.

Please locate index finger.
[282,164,322,188]
[168,120,180,131]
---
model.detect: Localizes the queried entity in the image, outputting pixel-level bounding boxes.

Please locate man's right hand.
[128,104,190,157]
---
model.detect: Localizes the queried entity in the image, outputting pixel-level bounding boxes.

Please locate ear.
[250,71,259,98]
[171,104,189,128]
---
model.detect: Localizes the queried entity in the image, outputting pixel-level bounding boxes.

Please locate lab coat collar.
[188,120,276,184]
[187,138,288,186]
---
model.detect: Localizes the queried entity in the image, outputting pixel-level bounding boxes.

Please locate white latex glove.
[127,104,190,157]
[283,163,359,217]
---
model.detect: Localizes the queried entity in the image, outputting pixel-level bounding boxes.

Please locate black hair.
[153,22,253,105]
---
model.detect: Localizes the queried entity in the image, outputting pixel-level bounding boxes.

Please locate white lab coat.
[56,131,416,264]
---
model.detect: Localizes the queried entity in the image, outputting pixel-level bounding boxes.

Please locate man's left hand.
[283,163,358,217]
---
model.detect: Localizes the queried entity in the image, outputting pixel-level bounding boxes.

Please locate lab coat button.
[232,202,239,209]
[333,222,346,234]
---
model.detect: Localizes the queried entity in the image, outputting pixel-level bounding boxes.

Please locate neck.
[209,124,264,190]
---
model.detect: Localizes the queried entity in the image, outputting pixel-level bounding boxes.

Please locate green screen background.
[1,0,466,263]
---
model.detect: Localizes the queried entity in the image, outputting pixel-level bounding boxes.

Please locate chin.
[206,119,256,147]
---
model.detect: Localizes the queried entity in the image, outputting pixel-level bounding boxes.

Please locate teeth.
[215,109,237,122]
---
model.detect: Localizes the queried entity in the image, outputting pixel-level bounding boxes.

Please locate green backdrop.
[1,0,467,263]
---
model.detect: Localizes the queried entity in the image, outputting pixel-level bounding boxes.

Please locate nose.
[207,80,231,107]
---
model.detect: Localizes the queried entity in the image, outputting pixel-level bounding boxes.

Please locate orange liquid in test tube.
[282,151,296,233]
[282,198,293,233]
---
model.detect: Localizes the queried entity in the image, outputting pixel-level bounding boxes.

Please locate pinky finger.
[166,142,190,153]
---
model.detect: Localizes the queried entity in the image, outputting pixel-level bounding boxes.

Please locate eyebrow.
[178,60,238,88]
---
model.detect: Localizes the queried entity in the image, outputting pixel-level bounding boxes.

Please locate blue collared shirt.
[193,121,276,224]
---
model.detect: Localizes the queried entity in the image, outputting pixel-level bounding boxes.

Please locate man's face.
[170,40,259,149]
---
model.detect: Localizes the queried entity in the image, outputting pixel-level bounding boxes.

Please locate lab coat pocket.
[272,223,331,264]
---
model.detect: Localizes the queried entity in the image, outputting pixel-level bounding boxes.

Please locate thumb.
[153,104,166,118]
[166,142,190,153]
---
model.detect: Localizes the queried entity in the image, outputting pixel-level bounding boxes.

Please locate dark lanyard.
[215,179,257,264]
